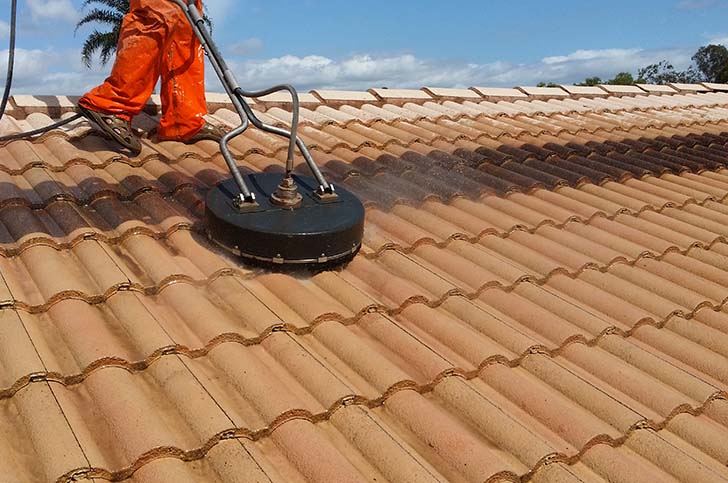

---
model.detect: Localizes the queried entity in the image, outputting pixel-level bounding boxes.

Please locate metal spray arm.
[170,0,335,208]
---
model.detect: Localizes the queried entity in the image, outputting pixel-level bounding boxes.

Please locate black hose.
[0,0,84,143]
[0,114,82,142]
[0,0,17,122]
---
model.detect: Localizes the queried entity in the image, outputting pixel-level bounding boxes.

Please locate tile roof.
[559,85,608,96]
[1,84,728,483]
[597,84,645,95]
[669,83,711,93]
[703,83,728,92]
[635,84,678,94]
[369,88,434,101]
[311,89,379,104]
[470,87,528,99]
[516,86,569,97]
[421,87,482,99]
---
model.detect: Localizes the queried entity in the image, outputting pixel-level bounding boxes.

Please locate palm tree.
[76,0,128,68]
[76,0,212,68]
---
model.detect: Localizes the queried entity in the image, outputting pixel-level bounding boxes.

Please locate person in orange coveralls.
[77,0,225,155]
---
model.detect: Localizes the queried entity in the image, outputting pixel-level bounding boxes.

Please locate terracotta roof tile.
[597,84,646,94]
[310,89,378,104]
[11,94,78,110]
[669,83,711,92]
[368,88,433,101]
[251,91,321,107]
[470,86,528,98]
[637,83,679,94]
[2,88,728,482]
[559,85,608,96]
[10,95,81,118]
[421,87,482,99]
[702,82,728,92]
[516,86,569,97]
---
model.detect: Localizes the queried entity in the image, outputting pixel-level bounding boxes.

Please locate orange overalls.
[79,0,207,140]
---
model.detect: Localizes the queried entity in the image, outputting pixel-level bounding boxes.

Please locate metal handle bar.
[171,0,333,205]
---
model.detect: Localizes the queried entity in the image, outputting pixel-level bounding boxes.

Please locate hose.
[0,0,83,143]
[0,0,17,121]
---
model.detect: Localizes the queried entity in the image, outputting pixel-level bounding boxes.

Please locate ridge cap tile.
[701,82,728,91]
[368,88,433,100]
[668,82,711,92]
[597,84,646,94]
[470,86,528,98]
[11,94,77,108]
[516,86,569,97]
[254,90,321,104]
[421,86,482,98]
[636,83,678,93]
[559,85,608,96]
[310,89,378,102]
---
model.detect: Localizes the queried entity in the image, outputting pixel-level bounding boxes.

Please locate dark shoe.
[77,104,142,156]
[183,122,228,143]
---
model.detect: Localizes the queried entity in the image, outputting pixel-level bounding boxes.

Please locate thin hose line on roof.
[0,0,83,143]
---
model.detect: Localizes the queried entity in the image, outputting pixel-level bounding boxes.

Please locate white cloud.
[0,48,54,82]
[225,53,478,91]
[0,47,106,95]
[26,0,79,23]
[0,21,9,39]
[708,35,728,45]
[542,49,642,65]
[219,46,696,92]
[0,44,705,96]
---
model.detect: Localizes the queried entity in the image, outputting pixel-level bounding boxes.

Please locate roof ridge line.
[6,82,726,119]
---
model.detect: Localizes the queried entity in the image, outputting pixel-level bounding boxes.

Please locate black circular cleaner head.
[205,173,365,270]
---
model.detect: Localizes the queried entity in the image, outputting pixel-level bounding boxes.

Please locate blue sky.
[1,0,728,94]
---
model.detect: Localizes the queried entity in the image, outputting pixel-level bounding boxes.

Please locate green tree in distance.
[574,72,643,86]
[692,44,728,83]
[638,60,700,84]
[636,44,728,84]
[607,72,635,85]
[549,72,636,87]
[576,76,602,86]
[540,43,728,88]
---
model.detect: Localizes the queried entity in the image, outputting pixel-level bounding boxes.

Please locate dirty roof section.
[1,83,728,483]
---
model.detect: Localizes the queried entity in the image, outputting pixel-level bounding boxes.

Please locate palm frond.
[75,8,124,32]
[81,30,119,68]
[99,35,118,66]
[81,0,129,13]
[77,0,128,68]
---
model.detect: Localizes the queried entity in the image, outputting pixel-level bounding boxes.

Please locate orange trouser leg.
[79,0,207,140]
[79,0,166,121]
[157,0,207,140]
